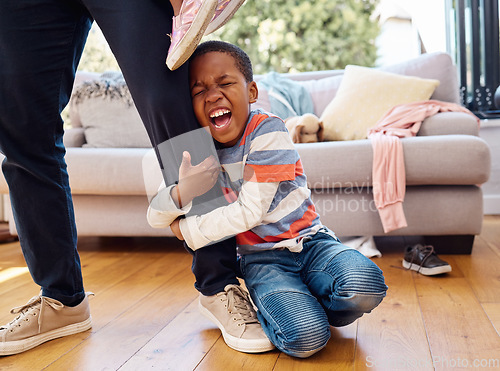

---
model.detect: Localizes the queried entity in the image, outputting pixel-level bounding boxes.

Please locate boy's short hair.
[191,41,253,83]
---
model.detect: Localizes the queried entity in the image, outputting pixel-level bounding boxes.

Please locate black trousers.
[0,0,239,304]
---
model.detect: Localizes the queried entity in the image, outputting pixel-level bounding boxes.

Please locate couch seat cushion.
[298,135,490,190]
[56,133,490,198]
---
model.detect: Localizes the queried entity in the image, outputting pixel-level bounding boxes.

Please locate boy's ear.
[248,81,258,104]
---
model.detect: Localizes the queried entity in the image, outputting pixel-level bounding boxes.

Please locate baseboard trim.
[0,222,17,243]
[483,194,500,215]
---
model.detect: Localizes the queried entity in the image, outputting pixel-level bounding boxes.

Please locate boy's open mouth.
[209,108,232,129]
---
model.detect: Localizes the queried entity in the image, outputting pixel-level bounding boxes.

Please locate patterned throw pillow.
[70,72,151,148]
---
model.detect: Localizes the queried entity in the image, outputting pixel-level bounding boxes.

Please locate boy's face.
[189,51,258,147]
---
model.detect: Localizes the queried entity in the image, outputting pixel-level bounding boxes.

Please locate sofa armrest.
[418,112,479,137]
[64,127,86,148]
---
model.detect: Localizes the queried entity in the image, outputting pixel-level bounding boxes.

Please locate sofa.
[0,52,491,253]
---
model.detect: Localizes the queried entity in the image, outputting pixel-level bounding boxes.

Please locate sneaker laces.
[2,295,64,334]
[407,244,435,273]
[223,285,259,326]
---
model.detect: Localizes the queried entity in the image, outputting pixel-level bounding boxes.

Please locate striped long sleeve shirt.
[148,110,323,254]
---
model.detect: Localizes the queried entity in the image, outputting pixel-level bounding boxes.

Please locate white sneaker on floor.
[0,292,93,356]
[199,284,274,353]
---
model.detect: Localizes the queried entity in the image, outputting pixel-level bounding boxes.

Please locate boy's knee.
[346,291,386,313]
[261,290,331,358]
[279,319,331,358]
[335,250,388,297]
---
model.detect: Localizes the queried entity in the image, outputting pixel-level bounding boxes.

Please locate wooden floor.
[0,217,499,370]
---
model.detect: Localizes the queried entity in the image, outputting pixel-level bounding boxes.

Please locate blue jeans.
[240,229,388,358]
[0,0,238,305]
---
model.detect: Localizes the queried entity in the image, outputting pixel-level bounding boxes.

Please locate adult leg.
[0,0,92,306]
[241,250,332,358]
[80,2,268,352]
[81,0,240,294]
[301,230,388,327]
[0,0,93,356]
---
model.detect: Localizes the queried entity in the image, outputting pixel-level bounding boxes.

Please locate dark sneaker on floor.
[402,244,452,275]
[0,292,93,356]
[199,284,274,353]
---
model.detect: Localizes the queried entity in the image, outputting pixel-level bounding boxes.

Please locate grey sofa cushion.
[313,185,483,236]
[417,112,479,136]
[299,134,490,190]
[60,132,490,197]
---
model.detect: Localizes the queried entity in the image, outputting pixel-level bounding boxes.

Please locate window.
[446,0,500,116]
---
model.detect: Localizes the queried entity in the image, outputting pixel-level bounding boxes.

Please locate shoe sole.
[0,316,92,356]
[198,300,275,353]
[166,0,218,70]
[205,0,246,35]
[402,260,452,275]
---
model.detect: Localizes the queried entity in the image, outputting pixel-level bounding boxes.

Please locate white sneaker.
[199,284,274,353]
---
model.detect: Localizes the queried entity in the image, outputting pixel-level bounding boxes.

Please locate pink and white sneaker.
[166,0,218,70]
[205,0,246,35]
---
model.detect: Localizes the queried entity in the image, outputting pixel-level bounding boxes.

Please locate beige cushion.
[69,71,100,128]
[71,73,151,148]
[320,66,440,141]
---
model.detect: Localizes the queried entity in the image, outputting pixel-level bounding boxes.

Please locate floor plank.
[194,337,280,371]
[481,303,500,336]
[353,253,433,371]
[273,324,357,371]
[1,217,499,370]
[477,216,500,258]
[450,236,500,303]
[46,251,194,370]
[120,299,222,371]
[415,274,500,370]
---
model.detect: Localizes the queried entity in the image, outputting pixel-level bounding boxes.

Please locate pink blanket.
[367,100,479,233]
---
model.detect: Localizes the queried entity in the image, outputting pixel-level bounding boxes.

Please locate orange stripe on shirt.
[237,230,266,246]
[265,204,318,241]
[244,163,296,182]
[295,159,304,177]
[243,159,303,183]
[239,113,268,146]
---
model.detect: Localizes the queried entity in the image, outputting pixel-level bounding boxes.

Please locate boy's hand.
[170,218,184,240]
[173,151,220,208]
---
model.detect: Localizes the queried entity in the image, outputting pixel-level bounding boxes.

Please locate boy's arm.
[175,151,220,208]
[179,180,279,250]
[147,184,193,229]
[147,151,220,230]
